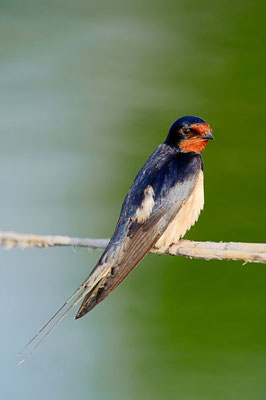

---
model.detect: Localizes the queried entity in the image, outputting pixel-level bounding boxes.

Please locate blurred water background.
[0,0,266,399]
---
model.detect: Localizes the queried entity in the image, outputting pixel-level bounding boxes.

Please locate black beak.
[202,131,214,140]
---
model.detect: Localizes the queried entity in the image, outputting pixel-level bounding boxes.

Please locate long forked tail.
[18,277,104,366]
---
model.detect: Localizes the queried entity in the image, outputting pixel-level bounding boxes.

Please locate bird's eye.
[183,127,190,134]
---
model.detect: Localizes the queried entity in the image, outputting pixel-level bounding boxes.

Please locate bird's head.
[165,116,214,152]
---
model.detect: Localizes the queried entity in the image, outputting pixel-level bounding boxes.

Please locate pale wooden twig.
[0,231,265,264]
[0,231,109,250]
[153,240,266,264]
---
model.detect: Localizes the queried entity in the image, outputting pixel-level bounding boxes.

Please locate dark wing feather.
[75,201,183,318]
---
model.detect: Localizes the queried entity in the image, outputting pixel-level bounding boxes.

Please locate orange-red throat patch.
[179,137,208,152]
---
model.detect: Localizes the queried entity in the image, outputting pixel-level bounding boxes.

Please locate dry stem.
[0,231,265,264]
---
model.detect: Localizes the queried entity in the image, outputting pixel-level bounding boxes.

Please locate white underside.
[154,170,204,251]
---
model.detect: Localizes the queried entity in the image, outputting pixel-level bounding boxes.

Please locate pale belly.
[154,170,204,252]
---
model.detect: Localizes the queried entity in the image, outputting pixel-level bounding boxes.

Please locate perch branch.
[0,231,109,250]
[0,231,265,264]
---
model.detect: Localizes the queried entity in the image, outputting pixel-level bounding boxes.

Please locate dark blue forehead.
[170,115,207,130]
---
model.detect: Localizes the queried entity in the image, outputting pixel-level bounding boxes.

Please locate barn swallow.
[20,115,214,362]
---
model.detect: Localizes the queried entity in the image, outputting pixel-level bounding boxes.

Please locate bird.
[19,115,214,363]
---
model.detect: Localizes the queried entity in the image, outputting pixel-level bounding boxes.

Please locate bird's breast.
[154,170,204,252]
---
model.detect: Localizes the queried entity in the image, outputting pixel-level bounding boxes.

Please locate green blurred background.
[0,0,266,399]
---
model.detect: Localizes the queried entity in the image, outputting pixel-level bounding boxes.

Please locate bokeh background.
[1,0,266,399]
